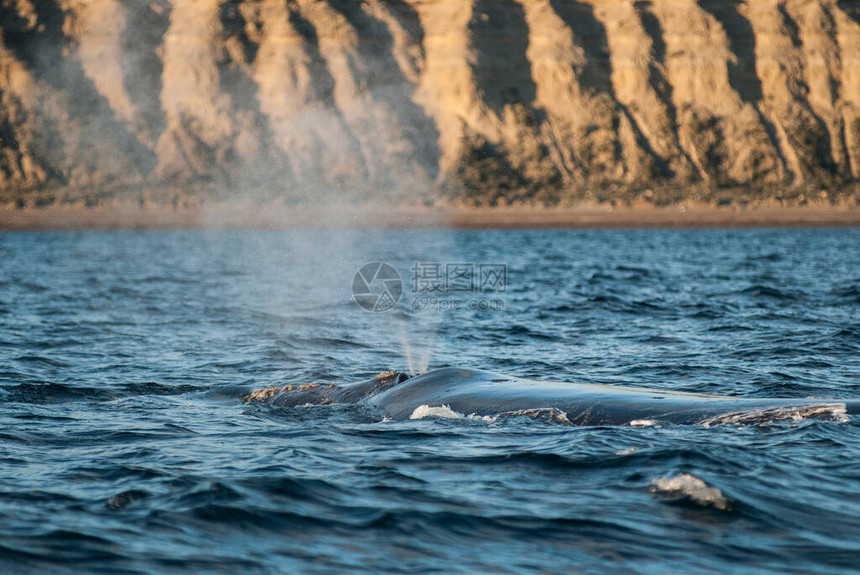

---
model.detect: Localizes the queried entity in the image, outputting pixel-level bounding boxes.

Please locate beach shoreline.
[1,203,859,231]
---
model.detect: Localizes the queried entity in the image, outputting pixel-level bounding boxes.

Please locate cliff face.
[1,0,859,206]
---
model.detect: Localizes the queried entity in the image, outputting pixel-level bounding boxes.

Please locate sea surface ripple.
[0,228,859,573]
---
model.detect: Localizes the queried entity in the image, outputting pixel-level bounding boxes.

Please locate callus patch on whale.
[697,403,849,427]
[244,371,410,408]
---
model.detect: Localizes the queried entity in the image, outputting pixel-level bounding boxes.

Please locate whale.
[245,368,860,426]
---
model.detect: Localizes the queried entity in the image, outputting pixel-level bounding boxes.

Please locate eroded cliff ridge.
[1,0,859,207]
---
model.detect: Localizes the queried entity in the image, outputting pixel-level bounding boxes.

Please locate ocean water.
[0,228,859,574]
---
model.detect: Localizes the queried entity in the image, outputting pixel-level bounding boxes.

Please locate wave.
[737,285,801,301]
[832,283,860,303]
[0,381,211,404]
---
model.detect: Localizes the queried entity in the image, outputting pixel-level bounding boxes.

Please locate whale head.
[335,371,411,402]
[245,371,412,407]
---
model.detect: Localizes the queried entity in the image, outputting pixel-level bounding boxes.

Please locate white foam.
[629,419,658,427]
[409,404,464,420]
[467,413,498,422]
[651,473,731,511]
[699,403,849,428]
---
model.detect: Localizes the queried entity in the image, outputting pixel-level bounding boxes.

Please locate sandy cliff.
[1,0,859,206]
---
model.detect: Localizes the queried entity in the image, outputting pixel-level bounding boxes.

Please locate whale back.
[367,368,859,425]
[248,367,859,425]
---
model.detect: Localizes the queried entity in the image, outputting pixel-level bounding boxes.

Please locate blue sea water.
[0,228,859,574]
